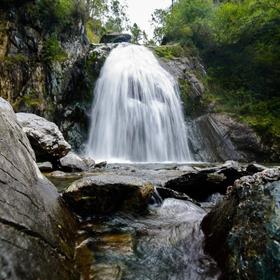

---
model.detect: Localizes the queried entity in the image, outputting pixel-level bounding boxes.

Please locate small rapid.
[77,198,220,280]
[86,44,191,162]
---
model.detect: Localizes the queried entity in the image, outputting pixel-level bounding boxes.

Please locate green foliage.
[2,54,29,64]
[155,0,280,143]
[152,0,213,44]
[153,44,189,59]
[86,19,104,43]
[130,23,142,44]
[37,0,76,30]
[42,36,67,63]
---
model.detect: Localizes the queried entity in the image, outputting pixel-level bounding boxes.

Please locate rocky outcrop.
[201,168,280,280]
[0,98,78,279]
[164,161,249,201]
[16,112,71,163]
[0,1,89,150]
[63,175,154,216]
[100,33,131,43]
[188,113,269,162]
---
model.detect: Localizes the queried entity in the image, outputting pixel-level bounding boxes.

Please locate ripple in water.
[78,198,220,280]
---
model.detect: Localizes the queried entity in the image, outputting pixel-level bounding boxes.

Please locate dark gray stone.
[164,161,247,201]
[37,161,53,172]
[201,168,280,280]
[0,98,78,280]
[62,175,154,216]
[188,113,268,162]
[100,33,131,43]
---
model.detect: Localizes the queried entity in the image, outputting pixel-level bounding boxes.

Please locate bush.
[42,36,67,63]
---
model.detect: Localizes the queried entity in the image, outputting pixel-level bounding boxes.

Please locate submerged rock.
[164,161,247,201]
[16,112,71,163]
[0,98,78,279]
[63,175,154,216]
[201,168,280,280]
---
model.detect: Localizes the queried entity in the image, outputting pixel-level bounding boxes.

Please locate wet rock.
[92,264,123,280]
[37,161,53,172]
[82,156,95,171]
[188,113,269,162]
[164,161,247,201]
[63,175,154,216]
[201,168,280,280]
[16,112,71,163]
[60,152,88,172]
[155,187,198,204]
[246,163,267,174]
[0,98,78,279]
[95,161,107,169]
[100,33,131,43]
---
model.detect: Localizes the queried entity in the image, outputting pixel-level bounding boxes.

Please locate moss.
[42,36,68,63]
[153,44,190,60]
[13,91,45,112]
[86,20,100,44]
[1,54,29,66]
[204,85,280,147]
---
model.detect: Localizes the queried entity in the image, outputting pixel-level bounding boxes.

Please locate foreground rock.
[16,112,71,164]
[164,161,247,201]
[201,168,280,280]
[0,98,78,279]
[100,33,131,43]
[63,175,154,216]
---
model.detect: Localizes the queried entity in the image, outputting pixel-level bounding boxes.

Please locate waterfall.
[86,44,191,163]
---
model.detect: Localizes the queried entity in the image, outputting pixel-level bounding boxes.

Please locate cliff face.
[0,1,94,150]
[154,45,279,162]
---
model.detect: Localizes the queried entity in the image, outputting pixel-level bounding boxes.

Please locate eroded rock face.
[63,175,154,216]
[201,168,280,280]
[0,98,78,279]
[16,112,71,163]
[188,113,269,162]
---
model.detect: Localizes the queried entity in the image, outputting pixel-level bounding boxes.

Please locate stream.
[49,163,221,280]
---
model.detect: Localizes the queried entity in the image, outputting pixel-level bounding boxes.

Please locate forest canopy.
[153,0,280,142]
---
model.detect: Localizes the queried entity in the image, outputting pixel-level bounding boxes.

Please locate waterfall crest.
[87,44,191,162]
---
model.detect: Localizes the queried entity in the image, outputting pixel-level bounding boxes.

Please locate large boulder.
[188,113,269,162]
[16,112,71,163]
[0,98,78,279]
[201,168,280,280]
[100,33,131,43]
[62,175,154,216]
[164,161,247,201]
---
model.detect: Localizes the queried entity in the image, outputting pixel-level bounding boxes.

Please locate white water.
[87,44,191,162]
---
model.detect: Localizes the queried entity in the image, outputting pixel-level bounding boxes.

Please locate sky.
[121,0,171,38]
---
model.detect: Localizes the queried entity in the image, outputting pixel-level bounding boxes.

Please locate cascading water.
[87,44,191,162]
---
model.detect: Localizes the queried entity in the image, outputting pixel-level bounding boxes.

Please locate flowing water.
[76,197,220,280]
[87,44,191,163]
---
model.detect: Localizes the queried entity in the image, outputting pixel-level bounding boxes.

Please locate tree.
[130,23,142,44]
